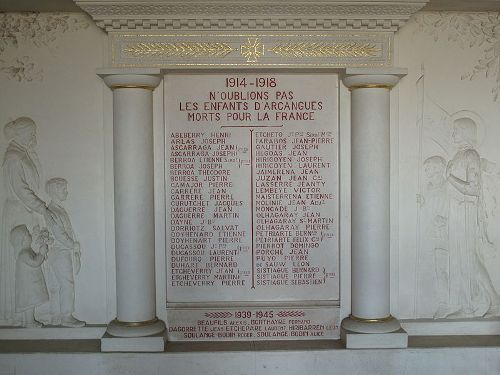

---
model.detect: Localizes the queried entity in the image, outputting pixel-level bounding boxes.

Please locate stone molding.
[74,0,428,32]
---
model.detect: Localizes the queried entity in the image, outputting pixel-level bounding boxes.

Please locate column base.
[341,316,407,348]
[101,332,165,352]
[106,317,166,338]
[341,315,401,333]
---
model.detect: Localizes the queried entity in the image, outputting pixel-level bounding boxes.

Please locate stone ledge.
[0,325,106,340]
[2,336,500,353]
[1,342,500,375]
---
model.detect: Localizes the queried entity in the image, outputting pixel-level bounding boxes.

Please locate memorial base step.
[100,332,165,352]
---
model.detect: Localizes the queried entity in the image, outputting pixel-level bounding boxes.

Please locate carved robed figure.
[443,117,500,318]
[0,117,55,325]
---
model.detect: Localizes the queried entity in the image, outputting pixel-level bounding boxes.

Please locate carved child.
[45,178,85,327]
[11,224,49,327]
[421,156,450,318]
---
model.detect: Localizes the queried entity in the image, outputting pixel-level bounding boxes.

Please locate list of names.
[166,74,339,303]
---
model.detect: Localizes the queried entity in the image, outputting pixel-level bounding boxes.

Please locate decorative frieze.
[111,32,392,68]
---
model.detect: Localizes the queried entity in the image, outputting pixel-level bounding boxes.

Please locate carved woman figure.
[12,225,50,327]
[443,117,500,318]
[0,117,56,325]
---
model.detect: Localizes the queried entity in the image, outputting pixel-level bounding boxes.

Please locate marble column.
[98,70,165,345]
[341,68,406,347]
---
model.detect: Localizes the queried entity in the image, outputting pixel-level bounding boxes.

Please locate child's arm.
[19,248,46,268]
[47,218,76,249]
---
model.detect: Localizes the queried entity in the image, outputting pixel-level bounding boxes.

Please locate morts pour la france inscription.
[165,73,339,341]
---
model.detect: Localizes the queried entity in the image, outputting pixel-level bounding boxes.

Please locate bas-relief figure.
[44,178,84,327]
[416,91,500,319]
[0,117,49,325]
[440,118,500,318]
[12,225,50,327]
[411,13,500,319]
[0,117,85,328]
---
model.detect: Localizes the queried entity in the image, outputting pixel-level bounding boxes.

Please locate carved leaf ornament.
[123,42,234,57]
[269,41,380,58]
[122,39,380,63]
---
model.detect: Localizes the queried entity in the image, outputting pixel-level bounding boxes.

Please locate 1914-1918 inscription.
[165,74,339,341]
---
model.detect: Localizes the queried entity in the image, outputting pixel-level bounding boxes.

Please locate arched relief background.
[0,13,109,326]
[396,12,500,320]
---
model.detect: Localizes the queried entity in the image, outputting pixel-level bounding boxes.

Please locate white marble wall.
[2,9,500,334]
[1,8,500,374]
[0,13,108,325]
[396,12,500,320]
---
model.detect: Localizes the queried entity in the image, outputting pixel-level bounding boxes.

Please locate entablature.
[75,0,428,32]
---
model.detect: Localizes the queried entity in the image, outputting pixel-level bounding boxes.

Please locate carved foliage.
[0,13,88,53]
[0,13,89,83]
[414,12,500,100]
[0,56,42,82]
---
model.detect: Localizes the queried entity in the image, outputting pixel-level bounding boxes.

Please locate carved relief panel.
[0,13,108,330]
[397,12,500,321]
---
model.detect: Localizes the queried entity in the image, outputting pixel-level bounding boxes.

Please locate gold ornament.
[269,41,380,58]
[123,42,234,57]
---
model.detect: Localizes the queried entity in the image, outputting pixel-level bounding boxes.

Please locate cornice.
[74,1,429,32]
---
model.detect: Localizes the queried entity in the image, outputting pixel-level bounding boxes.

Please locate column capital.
[97,68,162,90]
[343,67,407,90]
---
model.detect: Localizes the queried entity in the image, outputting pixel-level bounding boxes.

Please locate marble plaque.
[167,306,340,341]
[165,73,339,340]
